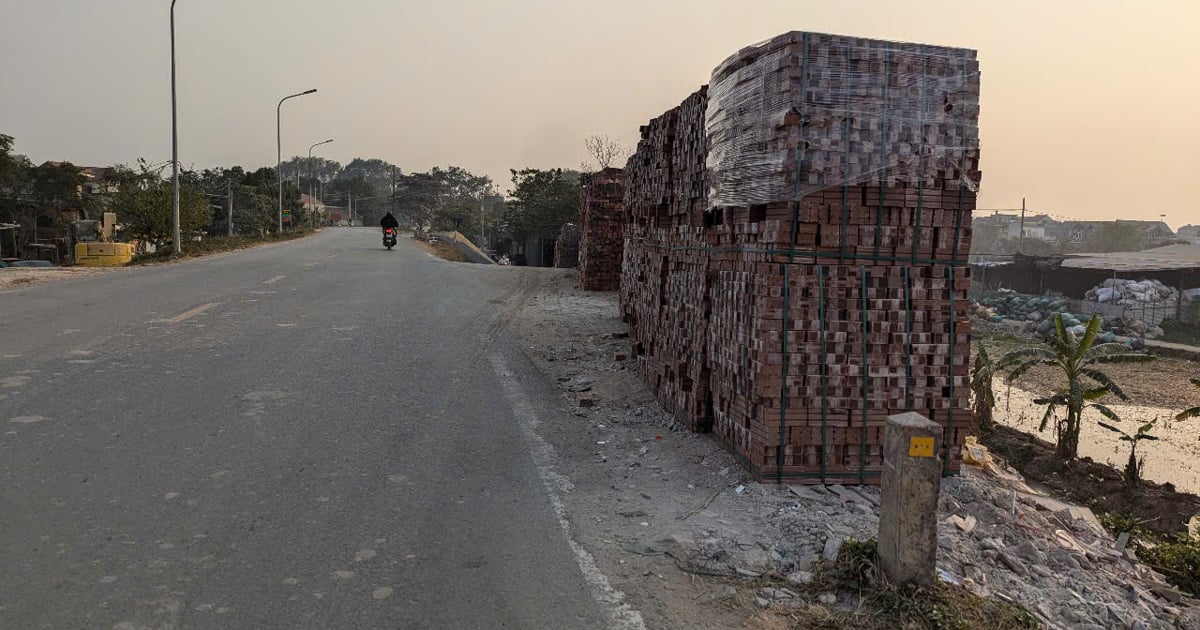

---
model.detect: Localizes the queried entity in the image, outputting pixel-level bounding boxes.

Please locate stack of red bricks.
[578,169,626,291]
[619,89,716,431]
[621,31,981,483]
[554,223,580,268]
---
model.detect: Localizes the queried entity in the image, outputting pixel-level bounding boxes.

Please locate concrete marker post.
[878,412,943,586]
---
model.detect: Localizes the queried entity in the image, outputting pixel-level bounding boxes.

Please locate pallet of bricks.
[619,88,718,432]
[659,88,713,430]
[621,108,676,422]
[554,223,580,268]
[578,169,625,289]
[704,31,980,483]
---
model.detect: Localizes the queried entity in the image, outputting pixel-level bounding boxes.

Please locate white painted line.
[166,303,217,324]
[263,275,286,285]
[490,354,647,630]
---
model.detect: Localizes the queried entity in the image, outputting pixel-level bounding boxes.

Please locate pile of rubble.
[973,292,1165,340]
[657,463,1196,629]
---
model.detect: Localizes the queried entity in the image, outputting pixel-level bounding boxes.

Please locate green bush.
[1140,538,1200,596]
[1102,511,1200,596]
[819,538,1040,630]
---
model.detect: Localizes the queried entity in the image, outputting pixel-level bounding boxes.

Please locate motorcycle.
[383,227,397,250]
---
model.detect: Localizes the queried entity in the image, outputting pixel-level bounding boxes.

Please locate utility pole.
[227,180,234,237]
[1017,197,1027,255]
[480,197,485,246]
[276,88,317,234]
[170,0,181,255]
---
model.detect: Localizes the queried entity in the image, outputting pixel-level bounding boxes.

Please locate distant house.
[1115,219,1175,246]
[79,166,118,195]
[300,194,329,224]
[39,162,118,196]
[971,213,1053,241]
[1177,225,1200,244]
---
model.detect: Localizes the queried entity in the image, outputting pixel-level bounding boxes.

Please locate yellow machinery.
[73,212,133,266]
[75,242,133,266]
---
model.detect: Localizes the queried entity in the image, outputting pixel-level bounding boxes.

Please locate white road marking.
[9,416,46,424]
[263,275,286,285]
[490,354,647,630]
[166,303,217,324]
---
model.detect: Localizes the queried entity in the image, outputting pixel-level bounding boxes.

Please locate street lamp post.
[277,88,317,233]
[170,0,181,255]
[307,138,333,225]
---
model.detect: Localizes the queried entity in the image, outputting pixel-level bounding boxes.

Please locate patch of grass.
[420,240,469,263]
[1140,538,1200,595]
[129,230,315,264]
[1158,320,1200,347]
[1101,511,1200,596]
[788,538,1041,630]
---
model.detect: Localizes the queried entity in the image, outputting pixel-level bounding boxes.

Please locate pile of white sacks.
[1086,278,1179,306]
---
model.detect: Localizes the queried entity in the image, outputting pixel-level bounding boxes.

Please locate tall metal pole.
[1017,197,1026,255]
[480,197,485,245]
[277,89,317,233]
[227,179,233,237]
[306,139,333,226]
[170,0,181,255]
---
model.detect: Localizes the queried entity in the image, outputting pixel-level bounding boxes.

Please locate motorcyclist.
[380,211,399,231]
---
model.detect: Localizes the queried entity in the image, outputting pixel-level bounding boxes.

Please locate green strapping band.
[912,53,929,265]
[944,49,971,471]
[860,265,869,484]
[818,265,828,482]
[789,32,810,262]
[840,45,851,256]
[742,274,752,398]
[904,266,914,412]
[778,263,790,483]
[876,47,891,260]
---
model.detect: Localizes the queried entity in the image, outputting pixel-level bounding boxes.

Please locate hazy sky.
[2,1,1198,225]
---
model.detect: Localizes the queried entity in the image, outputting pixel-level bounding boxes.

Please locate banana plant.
[1175,378,1200,421]
[1097,416,1158,486]
[998,313,1152,460]
[971,344,996,431]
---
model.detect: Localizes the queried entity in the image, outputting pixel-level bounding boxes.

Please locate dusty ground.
[983,425,1200,538]
[514,268,1200,630]
[978,329,1200,494]
[0,266,116,290]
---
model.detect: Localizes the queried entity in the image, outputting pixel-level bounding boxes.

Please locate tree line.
[2,131,588,260]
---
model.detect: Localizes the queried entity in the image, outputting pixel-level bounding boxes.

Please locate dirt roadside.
[512,268,1200,630]
[0,231,323,292]
[0,266,115,290]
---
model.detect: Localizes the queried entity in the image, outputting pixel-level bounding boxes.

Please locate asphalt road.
[0,229,614,629]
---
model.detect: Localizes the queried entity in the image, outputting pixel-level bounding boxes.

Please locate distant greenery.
[129,229,315,264]
[503,168,581,242]
[1102,512,1200,596]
